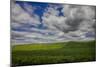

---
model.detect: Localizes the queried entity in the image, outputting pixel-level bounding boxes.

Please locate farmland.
[12,40,96,66]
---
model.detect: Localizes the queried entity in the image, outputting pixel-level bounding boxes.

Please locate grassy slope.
[12,41,96,66]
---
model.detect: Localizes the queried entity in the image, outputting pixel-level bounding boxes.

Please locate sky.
[11,1,96,44]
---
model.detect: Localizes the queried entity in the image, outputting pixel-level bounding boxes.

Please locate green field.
[12,41,96,66]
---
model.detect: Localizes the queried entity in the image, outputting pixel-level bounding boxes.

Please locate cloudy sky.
[11,1,96,44]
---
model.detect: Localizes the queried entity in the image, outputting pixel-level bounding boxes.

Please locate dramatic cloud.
[11,1,96,44]
[42,4,95,39]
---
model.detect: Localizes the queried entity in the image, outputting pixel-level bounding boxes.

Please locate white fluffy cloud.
[11,2,41,27]
[62,5,95,19]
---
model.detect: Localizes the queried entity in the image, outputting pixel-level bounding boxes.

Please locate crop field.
[12,41,96,66]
